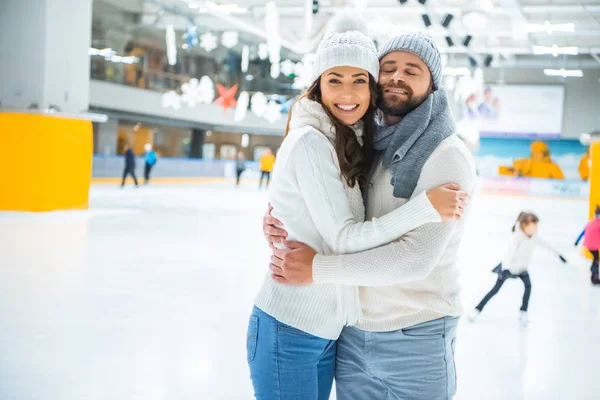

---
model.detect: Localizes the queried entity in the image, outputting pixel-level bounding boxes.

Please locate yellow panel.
[0,113,92,212]
[582,142,600,259]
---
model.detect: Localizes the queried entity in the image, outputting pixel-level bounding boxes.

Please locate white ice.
[0,182,598,400]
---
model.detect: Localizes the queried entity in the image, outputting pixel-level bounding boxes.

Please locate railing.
[90,56,192,93]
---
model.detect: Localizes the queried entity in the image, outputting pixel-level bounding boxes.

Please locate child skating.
[470,212,567,326]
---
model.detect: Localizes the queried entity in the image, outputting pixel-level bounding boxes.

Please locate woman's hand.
[263,204,288,247]
[426,183,470,222]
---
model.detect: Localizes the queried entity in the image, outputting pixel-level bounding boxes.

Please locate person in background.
[144,143,157,185]
[236,151,246,187]
[469,212,567,326]
[121,144,139,188]
[583,205,600,284]
[258,148,275,190]
[579,148,590,181]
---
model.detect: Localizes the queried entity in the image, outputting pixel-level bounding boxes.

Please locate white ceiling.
[93,0,600,68]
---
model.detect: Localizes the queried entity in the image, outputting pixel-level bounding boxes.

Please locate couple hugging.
[247,12,476,400]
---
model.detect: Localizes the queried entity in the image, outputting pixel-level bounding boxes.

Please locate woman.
[247,16,468,399]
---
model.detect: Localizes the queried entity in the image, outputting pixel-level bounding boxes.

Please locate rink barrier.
[480,176,589,199]
[92,156,264,180]
[0,113,92,212]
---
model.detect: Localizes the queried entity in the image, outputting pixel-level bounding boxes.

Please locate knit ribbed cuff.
[416,190,443,224]
[313,254,339,284]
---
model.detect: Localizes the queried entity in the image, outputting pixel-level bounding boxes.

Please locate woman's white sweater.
[253,99,441,340]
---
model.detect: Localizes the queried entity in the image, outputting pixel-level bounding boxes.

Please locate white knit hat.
[311,13,379,83]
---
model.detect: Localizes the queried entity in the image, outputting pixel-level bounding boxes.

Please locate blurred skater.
[121,144,139,187]
[581,206,600,284]
[469,212,567,326]
[144,143,157,185]
[236,151,246,187]
[258,148,275,190]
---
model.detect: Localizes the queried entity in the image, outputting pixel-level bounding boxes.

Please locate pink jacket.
[584,218,600,251]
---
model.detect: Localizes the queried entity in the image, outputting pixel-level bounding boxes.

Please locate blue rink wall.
[92,138,589,199]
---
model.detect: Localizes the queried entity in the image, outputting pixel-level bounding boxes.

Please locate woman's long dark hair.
[284,74,379,190]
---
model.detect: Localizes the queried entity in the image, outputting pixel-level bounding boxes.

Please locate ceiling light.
[442,14,454,28]
[205,2,247,14]
[422,14,432,28]
[462,35,473,47]
[525,21,575,34]
[484,55,493,67]
[443,67,471,76]
[532,45,578,57]
[544,68,583,78]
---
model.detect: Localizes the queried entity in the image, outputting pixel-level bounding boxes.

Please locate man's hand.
[263,204,288,247]
[270,241,317,286]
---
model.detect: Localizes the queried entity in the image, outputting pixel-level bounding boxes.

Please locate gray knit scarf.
[372,87,455,199]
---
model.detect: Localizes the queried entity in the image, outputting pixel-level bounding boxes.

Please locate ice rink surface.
[1,181,598,400]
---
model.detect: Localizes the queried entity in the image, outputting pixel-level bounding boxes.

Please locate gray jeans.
[336,316,459,400]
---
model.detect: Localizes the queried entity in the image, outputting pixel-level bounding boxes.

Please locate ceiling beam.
[522,5,600,14]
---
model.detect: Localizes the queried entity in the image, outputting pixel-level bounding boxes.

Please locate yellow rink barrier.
[583,141,600,259]
[0,113,92,212]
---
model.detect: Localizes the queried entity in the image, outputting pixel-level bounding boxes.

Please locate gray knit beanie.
[311,12,379,83]
[378,32,442,89]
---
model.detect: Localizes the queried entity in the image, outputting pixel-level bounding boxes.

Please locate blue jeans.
[246,306,336,400]
[336,316,459,400]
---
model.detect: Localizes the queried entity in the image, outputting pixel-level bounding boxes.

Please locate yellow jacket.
[260,154,276,172]
[579,155,590,181]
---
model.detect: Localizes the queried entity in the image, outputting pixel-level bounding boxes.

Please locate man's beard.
[377,82,429,118]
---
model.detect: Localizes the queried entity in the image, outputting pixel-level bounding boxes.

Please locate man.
[258,148,275,190]
[235,151,246,186]
[264,32,476,399]
[121,144,139,188]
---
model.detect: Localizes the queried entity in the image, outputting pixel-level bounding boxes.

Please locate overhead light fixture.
[544,68,583,78]
[441,14,454,28]
[484,55,493,67]
[532,45,579,57]
[462,35,473,47]
[445,36,454,47]
[422,14,432,28]
[525,21,575,34]
[443,67,471,76]
[205,1,247,14]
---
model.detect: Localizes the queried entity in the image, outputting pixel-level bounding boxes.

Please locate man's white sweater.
[254,99,442,340]
[313,134,477,332]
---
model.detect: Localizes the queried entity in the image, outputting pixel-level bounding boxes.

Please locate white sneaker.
[468,309,480,322]
[519,311,529,326]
